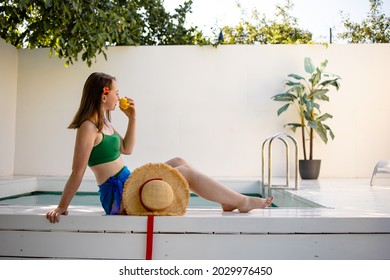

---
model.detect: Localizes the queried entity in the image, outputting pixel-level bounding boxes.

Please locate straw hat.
[123,163,190,216]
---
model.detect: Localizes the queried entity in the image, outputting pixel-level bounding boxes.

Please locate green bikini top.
[88,132,121,167]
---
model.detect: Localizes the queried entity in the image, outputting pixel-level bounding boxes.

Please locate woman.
[46,72,273,223]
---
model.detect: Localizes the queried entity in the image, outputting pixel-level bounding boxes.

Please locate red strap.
[146,215,154,260]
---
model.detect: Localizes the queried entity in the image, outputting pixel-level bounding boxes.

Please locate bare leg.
[165,158,273,212]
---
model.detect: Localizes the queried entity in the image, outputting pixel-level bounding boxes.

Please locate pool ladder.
[261,133,299,197]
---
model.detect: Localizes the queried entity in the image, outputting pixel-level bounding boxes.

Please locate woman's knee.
[166,157,189,167]
[174,164,193,184]
[166,157,194,183]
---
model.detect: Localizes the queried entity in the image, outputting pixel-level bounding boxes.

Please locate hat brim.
[123,163,190,216]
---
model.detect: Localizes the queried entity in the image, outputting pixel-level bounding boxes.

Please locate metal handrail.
[261,133,298,196]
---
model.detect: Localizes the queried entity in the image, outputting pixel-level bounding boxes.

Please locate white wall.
[0,39,18,176]
[3,40,390,178]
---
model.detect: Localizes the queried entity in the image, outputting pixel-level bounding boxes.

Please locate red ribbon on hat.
[139,178,162,260]
[146,215,154,260]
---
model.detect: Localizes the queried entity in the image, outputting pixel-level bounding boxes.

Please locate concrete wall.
[1,39,390,178]
[0,39,18,176]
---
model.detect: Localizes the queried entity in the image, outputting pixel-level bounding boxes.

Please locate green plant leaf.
[323,124,335,140]
[310,68,321,87]
[312,102,321,112]
[285,80,301,86]
[308,120,318,128]
[304,57,315,74]
[277,103,290,115]
[311,89,329,101]
[288,74,305,80]
[44,0,53,9]
[285,123,302,132]
[288,84,305,95]
[317,113,333,122]
[304,100,315,113]
[319,59,328,71]
[319,78,341,90]
[272,93,296,102]
[315,123,328,143]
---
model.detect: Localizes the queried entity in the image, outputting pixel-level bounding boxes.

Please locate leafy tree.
[0,0,207,66]
[221,0,313,44]
[338,0,390,43]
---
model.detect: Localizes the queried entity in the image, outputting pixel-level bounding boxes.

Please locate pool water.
[0,191,324,208]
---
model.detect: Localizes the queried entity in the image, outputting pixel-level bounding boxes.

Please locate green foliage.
[272,58,341,160]
[338,0,390,43]
[0,0,208,66]
[221,0,313,44]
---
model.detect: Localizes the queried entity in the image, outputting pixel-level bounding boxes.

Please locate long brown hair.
[68,72,116,132]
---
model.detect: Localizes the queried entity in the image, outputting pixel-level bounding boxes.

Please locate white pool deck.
[0,176,390,259]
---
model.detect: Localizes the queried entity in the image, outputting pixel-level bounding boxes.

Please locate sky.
[163,0,390,43]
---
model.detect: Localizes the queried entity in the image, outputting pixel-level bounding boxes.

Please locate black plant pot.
[299,159,321,179]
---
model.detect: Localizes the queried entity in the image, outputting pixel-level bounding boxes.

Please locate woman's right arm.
[46,121,97,223]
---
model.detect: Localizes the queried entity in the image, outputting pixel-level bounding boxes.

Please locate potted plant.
[272,57,341,179]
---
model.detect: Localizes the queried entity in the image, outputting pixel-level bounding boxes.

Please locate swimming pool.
[0,190,325,209]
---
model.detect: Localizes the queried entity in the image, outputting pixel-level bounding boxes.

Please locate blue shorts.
[98,166,131,215]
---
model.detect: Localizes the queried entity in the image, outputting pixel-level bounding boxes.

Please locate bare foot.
[237,196,274,213]
[222,196,274,212]
[221,203,237,212]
